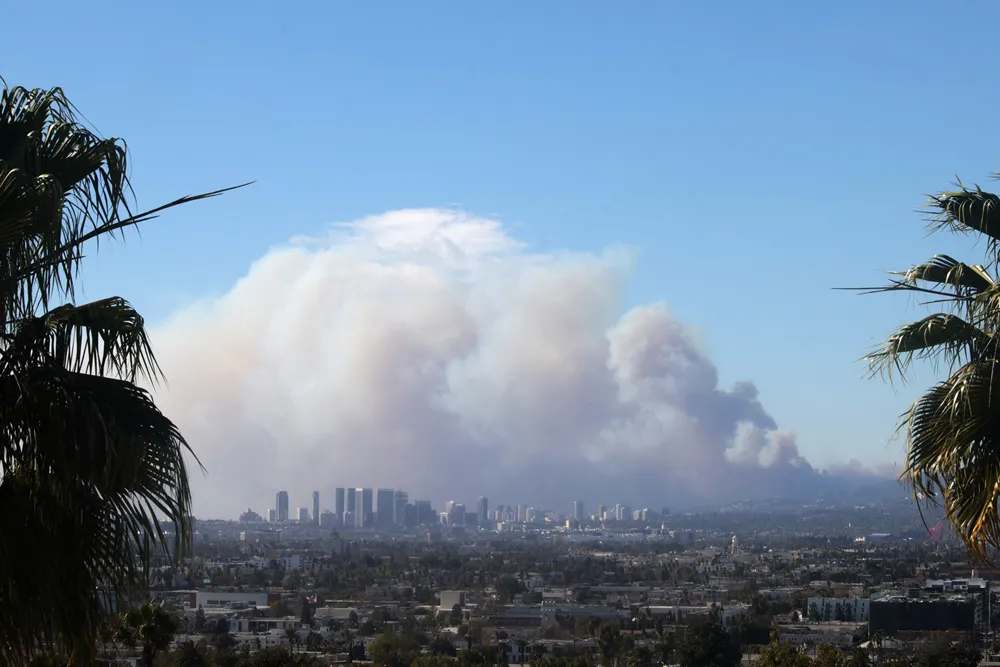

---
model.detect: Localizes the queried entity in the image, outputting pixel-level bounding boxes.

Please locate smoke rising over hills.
[149,209,892,519]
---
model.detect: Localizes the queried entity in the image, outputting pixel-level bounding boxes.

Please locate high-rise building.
[414,500,434,525]
[375,488,395,527]
[276,491,289,522]
[267,508,277,522]
[312,491,320,526]
[394,490,408,526]
[355,488,373,528]
[296,507,309,522]
[335,488,346,520]
[598,504,607,521]
[573,500,584,523]
[346,487,356,515]
[516,504,527,523]
[447,503,465,526]
[319,510,337,529]
[477,497,488,527]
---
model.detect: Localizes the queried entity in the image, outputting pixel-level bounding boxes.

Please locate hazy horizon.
[149,210,899,519]
[9,2,997,519]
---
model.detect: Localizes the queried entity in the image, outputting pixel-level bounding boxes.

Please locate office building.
[335,488,346,520]
[355,488,373,528]
[312,491,320,526]
[319,510,337,529]
[394,490,408,526]
[573,500,584,523]
[296,507,309,522]
[346,487,356,515]
[414,500,434,525]
[447,503,465,526]
[376,488,395,527]
[267,508,276,522]
[477,497,488,527]
[516,505,527,523]
[275,491,289,522]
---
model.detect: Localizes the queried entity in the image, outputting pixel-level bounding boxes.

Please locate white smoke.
[149,209,844,519]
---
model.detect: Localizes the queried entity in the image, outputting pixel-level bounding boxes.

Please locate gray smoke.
[149,209,880,519]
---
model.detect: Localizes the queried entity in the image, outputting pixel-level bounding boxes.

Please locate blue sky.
[6,0,1000,473]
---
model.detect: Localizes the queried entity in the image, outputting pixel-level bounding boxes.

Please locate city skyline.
[16,3,993,519]
[226,475,900,525]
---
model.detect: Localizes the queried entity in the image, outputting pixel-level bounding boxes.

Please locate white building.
[806,597,870,622]
[240,529,281,543]
[195,590,270,609]
[283,554,311,571]
[440,590,466,611]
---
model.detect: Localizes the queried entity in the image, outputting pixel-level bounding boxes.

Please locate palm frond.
[0,82,241,661]
[894,254,994,293]
[2,297,158,384]
[929,186,1000,242]
[865,314,986,380]
[902,360,1000,562]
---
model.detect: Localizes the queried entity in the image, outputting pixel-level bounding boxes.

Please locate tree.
[431,634,458,656]
[194,605,207,633]
[626,645,653,667]
[367,631,420,667]
[117,602,181,667]
[597,623,626,667]
[530,643,548,663]
[0,84,241,664]
[754,638,811,667]
[412,656,461,667]
[211,632,238,653]
[214,617,231,636]
[914,639,980,667]
[814,644,848,667]
[305,631,324,652]
[466,621,486,650]
[450,603,464,626]
[285,627,300,653]
[676,618,741,667]
[496,576,526,604]
[167,640,210,667]
[858,177,1000,559]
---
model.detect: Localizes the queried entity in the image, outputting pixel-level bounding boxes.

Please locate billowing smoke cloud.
[149,209,865,519]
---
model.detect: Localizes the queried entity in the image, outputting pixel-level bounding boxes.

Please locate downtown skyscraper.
[335,488,346,521]
[477,496,489,526]
[275,491,289,522]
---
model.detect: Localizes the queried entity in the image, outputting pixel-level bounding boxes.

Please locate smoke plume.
[149,209,862,519]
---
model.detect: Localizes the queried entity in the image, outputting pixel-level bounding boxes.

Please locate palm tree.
[0,83,243,663]
[117,601,180,667]
[859,178,1000,560]
[285,626,300,653]
[170,639,210,667]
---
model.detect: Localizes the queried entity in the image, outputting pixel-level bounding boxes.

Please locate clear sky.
[6,0,1000,480]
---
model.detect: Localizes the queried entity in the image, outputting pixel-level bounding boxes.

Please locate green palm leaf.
[861,171,1000,561]
[865,313,986,379]
[930,187,1000,244]
[895,254,994,293]
[0,82,244,662]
